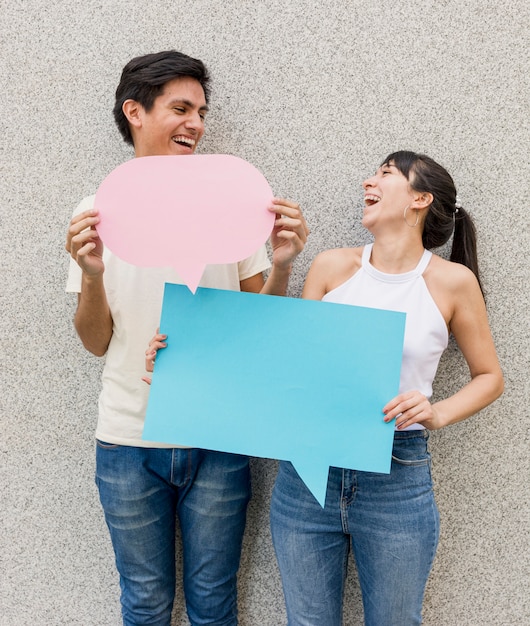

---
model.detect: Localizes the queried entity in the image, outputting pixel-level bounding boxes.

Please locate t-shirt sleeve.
[65,195,96,293]
[237,244,271,281]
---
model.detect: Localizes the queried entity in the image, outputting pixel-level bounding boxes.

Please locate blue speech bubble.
[143,285,406,506]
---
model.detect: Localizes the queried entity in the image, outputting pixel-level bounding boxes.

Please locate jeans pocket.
[391,453,430,467]
[391,435,430,467]
[96,439,120,450]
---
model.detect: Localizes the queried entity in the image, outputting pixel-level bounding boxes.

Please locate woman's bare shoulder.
[304,247,364,298]
[424,253,484,324]
[426,253,479,291]
[312,246,363,270]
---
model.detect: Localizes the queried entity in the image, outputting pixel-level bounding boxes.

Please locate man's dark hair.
[113,50,211,145]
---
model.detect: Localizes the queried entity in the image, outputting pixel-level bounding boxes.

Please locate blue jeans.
[270,430,439,626]
[95,443,250,626]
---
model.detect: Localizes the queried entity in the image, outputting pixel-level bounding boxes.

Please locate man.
[65,50,308,626]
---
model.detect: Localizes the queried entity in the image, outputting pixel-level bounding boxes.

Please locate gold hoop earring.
[403,205,419,227]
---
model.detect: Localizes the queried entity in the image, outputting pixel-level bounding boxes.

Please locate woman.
[269,151,504,626]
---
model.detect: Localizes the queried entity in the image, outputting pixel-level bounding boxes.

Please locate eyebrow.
[168,98,209,112]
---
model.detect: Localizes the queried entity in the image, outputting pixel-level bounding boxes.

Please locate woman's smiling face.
[361,162,416,230]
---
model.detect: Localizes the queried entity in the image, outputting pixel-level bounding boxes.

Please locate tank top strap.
[415,249,433,275]
[361,243,373,267]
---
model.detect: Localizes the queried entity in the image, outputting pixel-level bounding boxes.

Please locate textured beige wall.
[1,1,528,624]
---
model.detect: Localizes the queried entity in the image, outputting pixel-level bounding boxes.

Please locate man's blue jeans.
[270,430,439,626]
[95,443,250,626]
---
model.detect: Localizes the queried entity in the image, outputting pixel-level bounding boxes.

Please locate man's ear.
[411,192,434,210]
[122,99,143,130]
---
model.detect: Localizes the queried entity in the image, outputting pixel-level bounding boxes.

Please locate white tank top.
[322,244,448,430]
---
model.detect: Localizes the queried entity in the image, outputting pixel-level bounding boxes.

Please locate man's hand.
[268,198,309,270]
[66,209,105,277]
[142,330,168,385]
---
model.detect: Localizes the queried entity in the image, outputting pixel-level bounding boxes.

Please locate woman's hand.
[142,330,167,385]
[383,391,443,430]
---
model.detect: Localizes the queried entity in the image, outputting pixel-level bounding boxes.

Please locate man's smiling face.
[130,76,208,157]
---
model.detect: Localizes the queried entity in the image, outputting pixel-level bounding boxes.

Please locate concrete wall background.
[1,1,528,624]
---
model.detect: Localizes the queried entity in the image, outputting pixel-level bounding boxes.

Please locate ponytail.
[450,206,483,296]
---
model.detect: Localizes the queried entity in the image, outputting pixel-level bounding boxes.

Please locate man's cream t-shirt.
[66,195,271,447]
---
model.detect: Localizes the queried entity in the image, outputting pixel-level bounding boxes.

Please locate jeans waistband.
[393,429,429,441]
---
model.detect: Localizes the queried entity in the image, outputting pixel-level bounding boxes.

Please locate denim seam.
[186,449,193,485]
[426,467,440,581]
[170,448,175,485]
[340,469,349,534]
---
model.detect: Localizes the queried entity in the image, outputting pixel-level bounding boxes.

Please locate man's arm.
[74,277,113,356]
[66,208,113,356]
[258,263,293,296]
[241,198,309,296]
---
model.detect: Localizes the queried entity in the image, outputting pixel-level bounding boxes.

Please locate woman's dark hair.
[113,50,211,146]
[382,150,483,295]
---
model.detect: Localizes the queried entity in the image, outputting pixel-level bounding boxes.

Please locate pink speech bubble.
[95,155,275,292]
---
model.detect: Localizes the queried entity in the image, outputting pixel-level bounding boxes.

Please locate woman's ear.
[411,192,434,210]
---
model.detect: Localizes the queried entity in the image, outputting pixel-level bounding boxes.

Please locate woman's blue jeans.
[95,443,250,626]
[270,430,439,626]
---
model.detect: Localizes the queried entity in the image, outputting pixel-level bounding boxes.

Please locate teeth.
[173,136,195,147]
[365,194,381,203]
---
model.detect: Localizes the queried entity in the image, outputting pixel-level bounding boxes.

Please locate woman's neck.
[369,236,425,274]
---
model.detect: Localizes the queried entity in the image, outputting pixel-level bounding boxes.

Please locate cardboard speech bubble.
[95,155,275,292]
[143,285,406,507]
